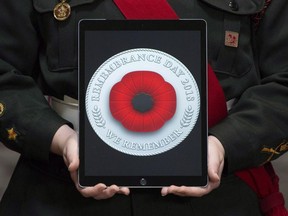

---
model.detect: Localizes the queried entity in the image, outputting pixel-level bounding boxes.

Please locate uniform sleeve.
[0,0,70,162]
[209,0,288,173]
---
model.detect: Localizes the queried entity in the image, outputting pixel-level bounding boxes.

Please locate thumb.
[208,161,220,182]
[68,154,79,172]
[207,136,225,183]
[64,142,80,185]
[63,139,79,172]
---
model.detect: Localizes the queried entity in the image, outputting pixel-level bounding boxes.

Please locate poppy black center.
[132,93,154,113]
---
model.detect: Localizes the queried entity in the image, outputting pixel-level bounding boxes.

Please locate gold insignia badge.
[7,128,18,141]
[225,31,239,48]
[53,0,71,21]
[261,140,288,164]
[279,140,288,152]
[0,103,4,117]
[280,144,288,152]
[261,147,280,155]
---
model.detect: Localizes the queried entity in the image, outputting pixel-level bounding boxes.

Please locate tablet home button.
[140,178,147,186]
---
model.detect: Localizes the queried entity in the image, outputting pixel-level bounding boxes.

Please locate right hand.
[51,124,130,200]
[161,135,225,197]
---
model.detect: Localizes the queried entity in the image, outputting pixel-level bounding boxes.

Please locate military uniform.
[0,0,288,215]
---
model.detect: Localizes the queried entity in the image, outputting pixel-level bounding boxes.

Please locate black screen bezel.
[78,19,207,187]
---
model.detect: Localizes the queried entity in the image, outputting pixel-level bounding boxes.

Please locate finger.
[165,185,213,197]
[207,154,221,183]
[208,163,220,182]
[64,143,79,172]
[77,183,107,198]
[93,185,120,200]
[68,156,79,172]
[77,184,122,200]
[70,170,78,185]
[161,187,169,196]
[118,187,130,196]
[207,136,225,183]
[207,156,224,184]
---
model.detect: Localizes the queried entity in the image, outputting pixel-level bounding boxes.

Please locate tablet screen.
[78,20,207,187]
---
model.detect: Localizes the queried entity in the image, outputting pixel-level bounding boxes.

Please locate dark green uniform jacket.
[0,0,288,215]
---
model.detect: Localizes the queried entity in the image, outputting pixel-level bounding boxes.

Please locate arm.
[209,0,288,173]
[162,0,288,197]
[0,1,129,199]
[0,0,69,162]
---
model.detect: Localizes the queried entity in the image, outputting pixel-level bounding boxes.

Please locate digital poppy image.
[109,71,177,132]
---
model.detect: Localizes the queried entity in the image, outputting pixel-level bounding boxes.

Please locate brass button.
[53,1,71,21]
[0,103,4,117]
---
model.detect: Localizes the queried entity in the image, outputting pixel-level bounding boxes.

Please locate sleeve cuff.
[209,117,259,173]
[23,108,72,163]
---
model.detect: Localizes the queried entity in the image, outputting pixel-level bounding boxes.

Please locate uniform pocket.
[33,0,95,71]
[199,0,265,77]
[212,13,253,78]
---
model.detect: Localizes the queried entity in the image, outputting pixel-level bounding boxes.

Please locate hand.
[161,135,225,197]
[51,125,130,199]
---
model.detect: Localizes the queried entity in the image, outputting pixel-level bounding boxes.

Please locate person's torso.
[33,0,265,100]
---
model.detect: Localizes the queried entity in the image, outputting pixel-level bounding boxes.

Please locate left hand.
[161,135,225,197]
[51,125,130,200]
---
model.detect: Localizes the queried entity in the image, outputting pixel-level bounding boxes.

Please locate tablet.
[78,19,207,187]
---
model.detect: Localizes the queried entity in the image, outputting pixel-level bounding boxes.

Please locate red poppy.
[109,71,177,132]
